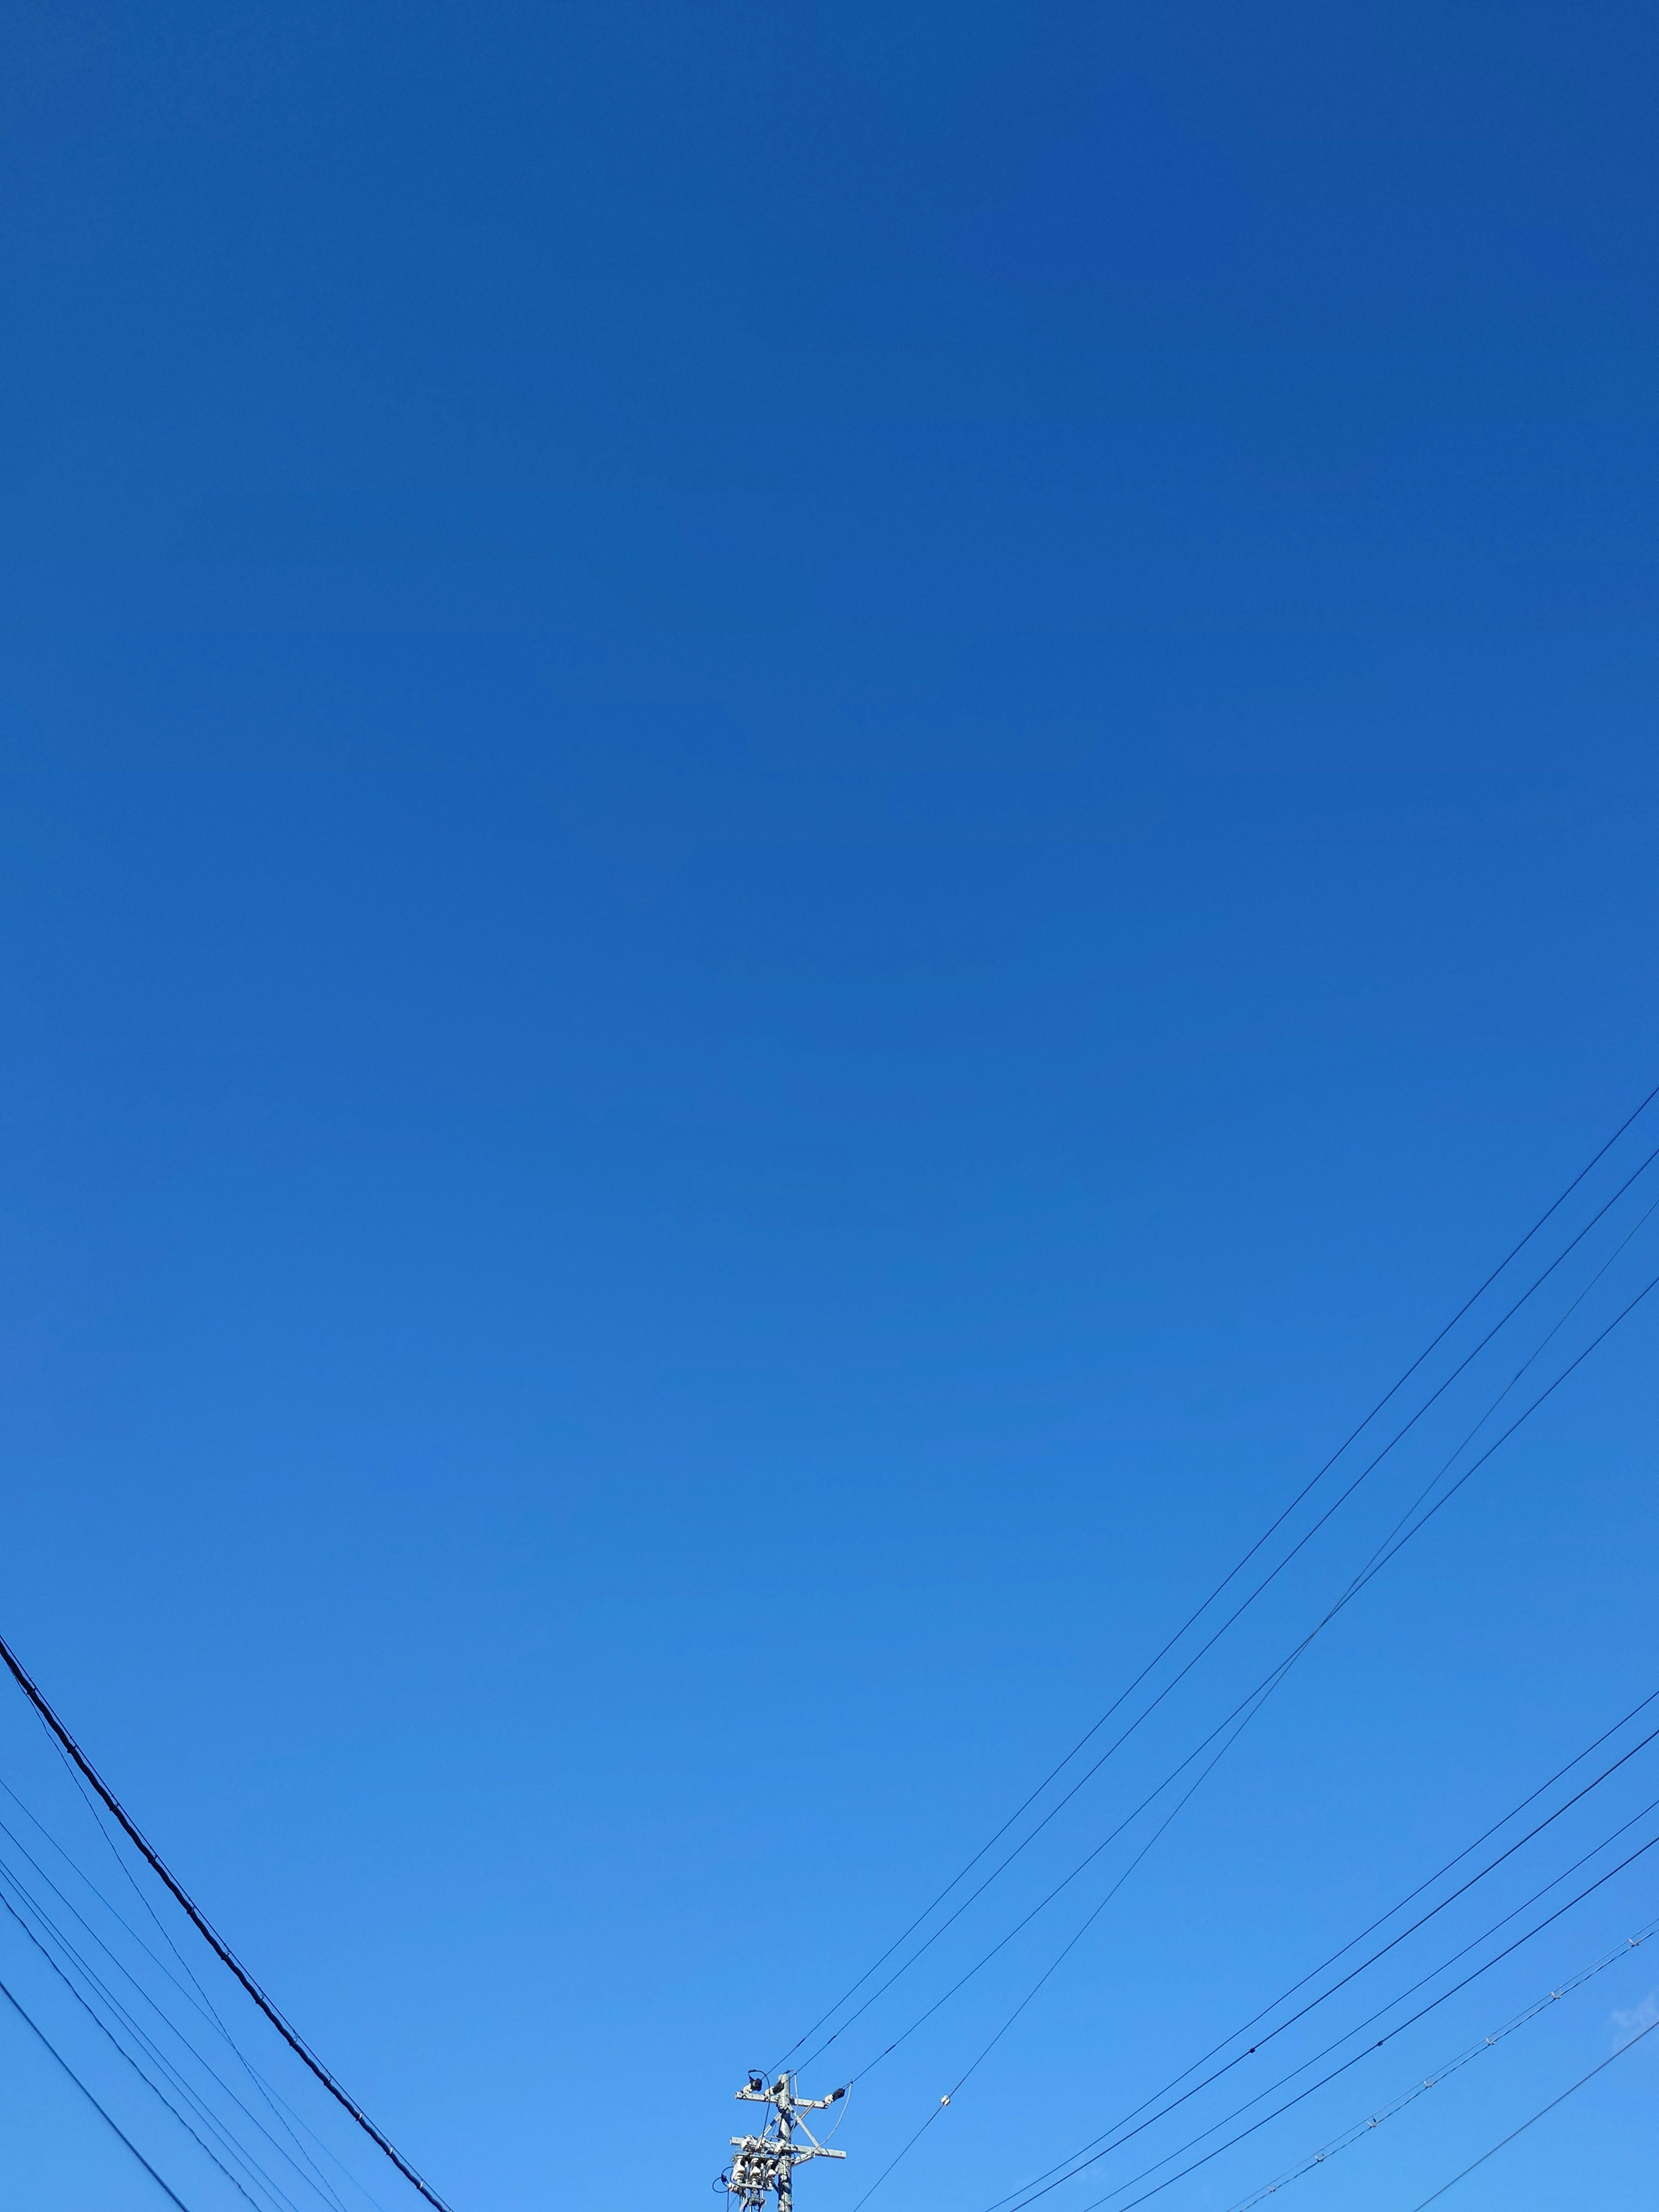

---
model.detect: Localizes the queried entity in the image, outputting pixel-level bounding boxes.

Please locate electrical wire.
[782,1105,1659,2071]
[0,1769,378,2212]
[960,1709,1659,2212]
[849,1680,1284,2088]
[0,1808,350,2209]
[1019,1800,1659,2212]
[0,1842,335,2212]
[0,1630,455,2212]
[1052,1826,1659,2212]
[1222,1913,1659,2212]
[861,1751,1659,2212]
[971,1682,1659,2212]
[1405,2012,1659,2209]
[775,1082,1659,2067]
[0,1965,197,2209]
[36,1722,379,2212]
[1327,1182,1659,1630]
[819,1258,1659,2088]
[0,1881,289,2212]
[5,1755,385,2212]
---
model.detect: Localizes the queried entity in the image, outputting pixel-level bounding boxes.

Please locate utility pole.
[721,2073,847,2212]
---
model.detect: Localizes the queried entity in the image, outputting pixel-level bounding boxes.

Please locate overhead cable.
[0,1853,322,2212]
[0,1967,197,2210]
[0,1808,346,2207]
[0,1880,283,2212]
[1054,1825,1659,2212]
[821,1259,1659,2084]
[859,1745,1659,2212]
[1223,1913,1659,2212]
[971,1681,1659,2212]
[0,1632,456,2212]
[0,1767,368,2212]
[990,1797,1659,2212]
[1405,2012,1659,2209]
[780,1084,1659,2068]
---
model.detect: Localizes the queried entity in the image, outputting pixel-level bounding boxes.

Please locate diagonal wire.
[774,1081,1659,2066]
[861,1751,1659,2212]
[2,1758,384,2212]
[995,1790,1659,2212]
[0,1632,454,2212]
[0,1831,334,2212]
[1224,1913,1659,2212]
[826,1256,1659,2091]
[1063,1827,1659,2212]
[0,1967,197,2209]
[35,1732,368,2212]
[792,1141,1659,2073]
[1405,2012,1659,2209]
[969,1684,1659,2212]
[0,1881,287,2212]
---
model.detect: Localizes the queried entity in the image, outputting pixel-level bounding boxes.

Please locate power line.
[1405,2012,1659,2209]
[779,1085,1659,2069]
[1057,1824,1659,2212]
[822,1258,1659,2089]
[1223,1913,1659,2212]
[0,1631,455,2212]
[0,1762,374,2212]
[44,1728,363,2212]
[971,1682,1659,2212]
[10,1753,380,2212]
[0,1828,344,2212]
[0,1966,197,2210]
[0,1880,284,2212]
[862,1732,1659,2212]
[996,1795,1659,2212]
[0,1806,349,2206]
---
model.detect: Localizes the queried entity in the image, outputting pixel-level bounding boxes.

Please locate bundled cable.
[0,1633,452,2212]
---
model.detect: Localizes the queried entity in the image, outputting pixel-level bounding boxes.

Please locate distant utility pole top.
[719,2074,848,2212]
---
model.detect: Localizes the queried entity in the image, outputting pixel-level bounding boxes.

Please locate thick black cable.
[0,1810,348,2211]
[0,1766,368,2212]
[972,1682,1659,2212]
[0,1966,197,2209]
[0,1830,328,2212]
[17,1756,375,2212]
[47,1732,359,2212]
[0,1632,456,2212]
[0,1881,280,2212]
[774,1079,1659,2067]
[1406,2013,1659,2209]
[790,1127,1659,2072]
[820,1260,1659,2088]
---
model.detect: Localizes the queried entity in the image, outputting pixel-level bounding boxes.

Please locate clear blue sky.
[2,5,1658,2211]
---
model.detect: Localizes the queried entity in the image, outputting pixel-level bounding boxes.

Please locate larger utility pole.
[721,2074,847,2212]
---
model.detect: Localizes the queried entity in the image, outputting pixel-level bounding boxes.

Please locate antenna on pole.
[718,2074,848,2212]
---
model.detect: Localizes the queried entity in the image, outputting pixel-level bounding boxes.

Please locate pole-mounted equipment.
[719,2074,848,2212]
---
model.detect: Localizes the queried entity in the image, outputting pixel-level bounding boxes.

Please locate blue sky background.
[2,4,1659,2210]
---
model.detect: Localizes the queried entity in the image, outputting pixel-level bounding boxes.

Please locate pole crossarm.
[720,2074,849,2212]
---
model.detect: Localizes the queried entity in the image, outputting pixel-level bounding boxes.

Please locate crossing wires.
[0,1631,455,2212]
[782,1078,1659,2079]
